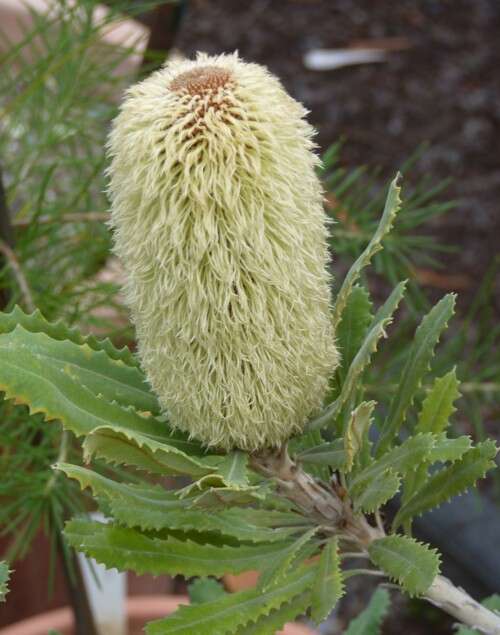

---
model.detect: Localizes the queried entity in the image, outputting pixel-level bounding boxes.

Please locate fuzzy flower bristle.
[107,52,339,452]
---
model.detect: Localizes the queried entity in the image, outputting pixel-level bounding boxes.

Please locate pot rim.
[0,595,188,635]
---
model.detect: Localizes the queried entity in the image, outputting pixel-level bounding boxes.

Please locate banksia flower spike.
[107,52,339,452]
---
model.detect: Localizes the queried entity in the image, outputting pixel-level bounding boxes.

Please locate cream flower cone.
[107,52,338,451]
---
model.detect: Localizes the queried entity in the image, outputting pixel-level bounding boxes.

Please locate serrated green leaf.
[345,401,376,471]
[311,537,344,623]
[377,294,456,455]
[353,469,401,513]
[190,487,272,510]
[402,434,472,508]
[309,281,406,432]
[229,509,310,529]
[401,464,428,513]
[259,528,317,591]
[368,535,440,596]
[145,564,316,635]
[350,433,435,494]
[426,434,472,463]
[186,475,243,501]
[0,562,10,602]
[211,451,249,488]
[297,439,346,469]
[393,440,498,530]
[0,332,183,443]
[0,305,138,366]
[344,587,390,635]
[370,281,407,331]
[82,426,217,478]
[58,463,300,543]
[0,325,158,413]
[416,369,461,434]
[332,175,402,328]
[240,592,310,635]
[58,463,188,513]
[188,578,227,605]
[337,285,373,377]
[121,505,303,544]
[65,519,297,578]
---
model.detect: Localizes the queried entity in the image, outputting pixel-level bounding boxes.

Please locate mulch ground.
[176,0,500,315]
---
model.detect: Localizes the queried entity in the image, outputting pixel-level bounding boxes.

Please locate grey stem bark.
[426,576,500,635]
[251,446,500,635]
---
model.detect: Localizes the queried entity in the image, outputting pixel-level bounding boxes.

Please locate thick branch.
[250,446,383,546]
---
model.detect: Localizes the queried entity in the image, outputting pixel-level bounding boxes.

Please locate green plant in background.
[343,587,391,635]
[321,141,456,313]
[339,589,500,635]
[0,0,142,328]
[0,48,499,634]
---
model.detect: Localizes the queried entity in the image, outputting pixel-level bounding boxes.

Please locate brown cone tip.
[170,66,233,96]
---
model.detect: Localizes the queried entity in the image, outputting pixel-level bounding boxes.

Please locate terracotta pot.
[224,570,261,592]
[225,562,319,593]
[0,594,315,635]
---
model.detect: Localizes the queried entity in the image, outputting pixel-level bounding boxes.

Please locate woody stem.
[250,446,500,635]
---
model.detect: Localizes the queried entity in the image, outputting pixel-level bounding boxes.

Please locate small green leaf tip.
[0,562,10,602]
[107,52,339,451]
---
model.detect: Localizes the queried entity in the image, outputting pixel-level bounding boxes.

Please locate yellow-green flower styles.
[107,53,338,451]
